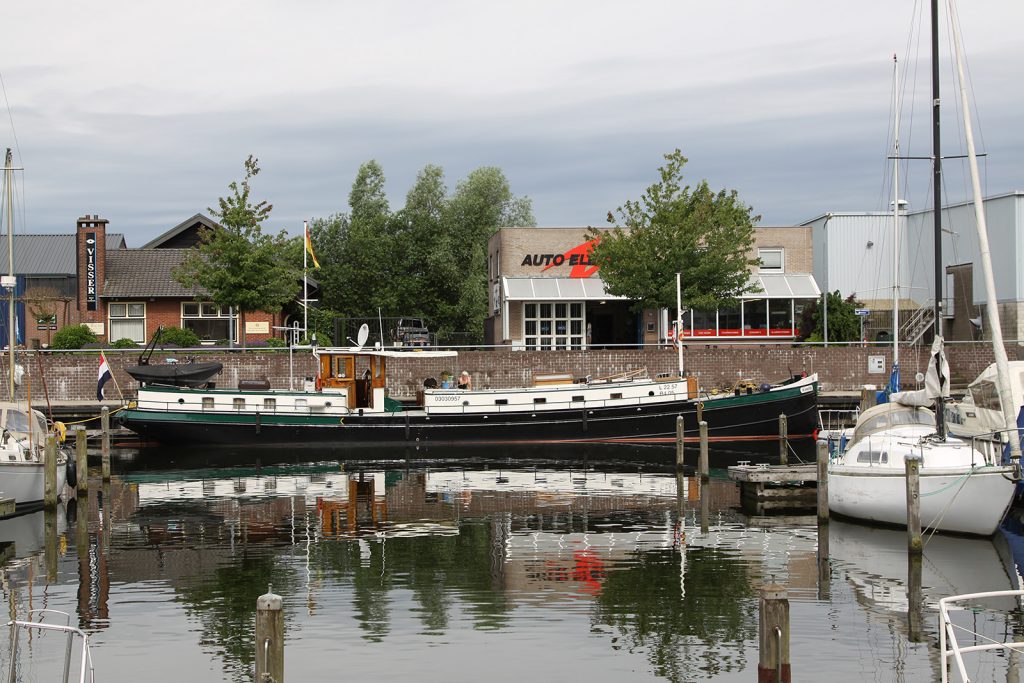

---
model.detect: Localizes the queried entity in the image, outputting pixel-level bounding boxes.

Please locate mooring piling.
[816,440,829,526]
[256,585,284,683]
[905,455,922,554]
[778,413,788,466]
[758,583,791,683]
[698,420,709,483]
[675,415,685,472]
[76,428,88,495]
[44,434,57,510]
[101,407,111,482]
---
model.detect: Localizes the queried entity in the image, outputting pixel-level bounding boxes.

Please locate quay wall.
[4,343,1015,402]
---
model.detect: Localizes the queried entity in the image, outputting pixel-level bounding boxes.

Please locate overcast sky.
[1,1,1021,245]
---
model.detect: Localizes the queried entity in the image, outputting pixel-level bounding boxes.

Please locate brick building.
[485,226,820,348]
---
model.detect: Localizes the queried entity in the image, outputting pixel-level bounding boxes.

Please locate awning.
[743,273,820,299]
[502,276,628,301]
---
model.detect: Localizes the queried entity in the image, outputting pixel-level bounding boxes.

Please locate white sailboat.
[0,149,67,507]
[828,4,1018,536]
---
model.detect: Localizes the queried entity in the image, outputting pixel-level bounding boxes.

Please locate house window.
[109,303,146,343]
[523,301,585,350]
[182,302,235,342]
[758,248,784,272]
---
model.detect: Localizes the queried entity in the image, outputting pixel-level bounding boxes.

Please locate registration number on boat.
[434,395,463,402]
[657,384,678,395]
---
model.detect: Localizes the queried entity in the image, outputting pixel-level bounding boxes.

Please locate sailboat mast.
[4,148,13,401]
[892,55,900,372]
[948,0,1022,463]
[931,0,946,438]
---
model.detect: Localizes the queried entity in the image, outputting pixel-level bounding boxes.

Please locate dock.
[728,463,818,512]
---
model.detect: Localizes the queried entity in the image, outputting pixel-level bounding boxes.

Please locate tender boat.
[123,325,223,388]
[118,345,819,448]
[0,403,69,507]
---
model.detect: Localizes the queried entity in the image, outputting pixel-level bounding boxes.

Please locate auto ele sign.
[520,237,601,278]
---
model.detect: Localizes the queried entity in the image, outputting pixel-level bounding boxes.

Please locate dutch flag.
[97,352,112,400]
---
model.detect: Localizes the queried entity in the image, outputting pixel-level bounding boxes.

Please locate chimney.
[77,214,108,323]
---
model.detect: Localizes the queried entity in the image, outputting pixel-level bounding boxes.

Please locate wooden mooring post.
[675,415,685,472]
[256,585,284,683]
[698,421,709,483]
[816,441,829,526]
[758,583,791,683]
[44,435,57,510]
[778,413,788,466]
[76,428,89,495]
[101,407,111,482]
[905,455,922,554]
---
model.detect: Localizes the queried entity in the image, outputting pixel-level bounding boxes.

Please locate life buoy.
[315,375,322,392]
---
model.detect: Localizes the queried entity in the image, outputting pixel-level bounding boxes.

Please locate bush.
[110,337,139,349]
[51,324,97,349]
[155,326,200,348]
[263,337,286,348]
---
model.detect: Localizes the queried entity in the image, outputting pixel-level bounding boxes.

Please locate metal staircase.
[900,300,935,346]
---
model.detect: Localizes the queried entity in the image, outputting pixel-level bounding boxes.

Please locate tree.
[809,291,864,342]
[588,150,759,311]
[174,156,301,345]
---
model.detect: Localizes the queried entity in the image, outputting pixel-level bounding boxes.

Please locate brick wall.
[3,342,1016,403]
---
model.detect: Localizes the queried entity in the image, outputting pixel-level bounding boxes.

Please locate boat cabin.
[315,348,457,411]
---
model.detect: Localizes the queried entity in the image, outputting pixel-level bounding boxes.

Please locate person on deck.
[458,371,472,390]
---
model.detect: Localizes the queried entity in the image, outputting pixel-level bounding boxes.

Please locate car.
[395,318,429,346]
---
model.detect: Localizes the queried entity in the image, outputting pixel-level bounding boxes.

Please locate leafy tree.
[588,149,759,311]
[51,324,96,349]
[809,290,864,342]
[174,156,301,345]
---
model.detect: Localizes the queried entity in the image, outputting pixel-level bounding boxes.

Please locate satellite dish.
[356,324,370,349]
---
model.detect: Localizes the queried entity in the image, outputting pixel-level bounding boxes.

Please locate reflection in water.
[0,450,1017,682]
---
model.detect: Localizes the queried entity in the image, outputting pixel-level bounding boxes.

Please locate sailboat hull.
[829,464,1015,536]
[0,461,67,507]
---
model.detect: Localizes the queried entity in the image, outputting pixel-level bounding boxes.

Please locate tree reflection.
[592,547,756,682]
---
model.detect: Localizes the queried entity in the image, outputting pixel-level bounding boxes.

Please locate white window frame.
[522,301,586,350]
[181,302,237,342]
[758,248,785,273]
[108,302,146,343]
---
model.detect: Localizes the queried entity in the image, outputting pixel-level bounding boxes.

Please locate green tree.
[809,291,864,342]
[441,166,535,341]
[588,149,759,311]
[51,324,97,349]
[174,156,301,345]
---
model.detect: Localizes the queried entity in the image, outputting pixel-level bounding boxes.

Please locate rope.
[58,406,128,427]
[921,464,985,543]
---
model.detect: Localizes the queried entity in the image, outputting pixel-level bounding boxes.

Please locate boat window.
[5,410,30,433]
[534,397,547,404]
[968,380,1001,412]
[263,398,276,411]
[572,395,585,402]
[202,397,214,410]
[495,399,508,405]
[233,398,246,410]
[610,393,623,400]
[856,450,888,464]
[295,399,308,411]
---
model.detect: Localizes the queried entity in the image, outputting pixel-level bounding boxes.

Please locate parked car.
[394,318,429,346]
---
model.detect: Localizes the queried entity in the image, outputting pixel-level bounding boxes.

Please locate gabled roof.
[141,213,219,249]
[102,249,206,298]
[0,234,125,275]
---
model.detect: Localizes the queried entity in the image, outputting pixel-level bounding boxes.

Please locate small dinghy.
[124,326,222,388]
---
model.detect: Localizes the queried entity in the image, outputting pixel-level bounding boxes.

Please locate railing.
[7,610,95,683]
[939,590,1024,683]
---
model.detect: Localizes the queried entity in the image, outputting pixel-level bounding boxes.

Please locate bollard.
[256,585,284,683]
[698,421,709,483]
[44,435,57,510]
[101,407,111,482]
[76,428,89,495]
[758,583,791,683]
[905,455,922,553]
[675,415,685,472]
[816,440,829,525]
[778,413,788,466]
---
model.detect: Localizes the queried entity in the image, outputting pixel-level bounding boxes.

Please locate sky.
[1,1,1022,246]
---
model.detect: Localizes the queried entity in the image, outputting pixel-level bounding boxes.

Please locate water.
[1,445,1022,682]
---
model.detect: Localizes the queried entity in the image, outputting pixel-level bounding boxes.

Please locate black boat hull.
[121,381,818,449]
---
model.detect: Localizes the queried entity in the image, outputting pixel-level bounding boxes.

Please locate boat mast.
[931,0,946,439]
[4,149,13,400]
[948,0,1022,463]
[891,54,901,378]
[675,272,683,377]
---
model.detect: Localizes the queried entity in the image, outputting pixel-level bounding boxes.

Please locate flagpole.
[106,352,124,401]
[303,220,308,343]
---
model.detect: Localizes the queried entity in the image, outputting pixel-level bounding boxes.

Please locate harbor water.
[1,443,1022,682]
